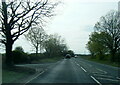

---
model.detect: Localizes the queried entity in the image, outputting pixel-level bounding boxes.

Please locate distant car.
[74,55,78,58]
[65,54,71,59]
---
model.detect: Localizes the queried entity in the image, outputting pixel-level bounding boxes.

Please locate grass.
[80,56,120,67]
[2,56,63,83]
[2,66,36,83]
[32,57,63,63]
[2,69,28,83]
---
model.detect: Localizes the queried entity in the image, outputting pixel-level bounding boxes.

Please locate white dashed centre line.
[81,67,87,72]
[77,64,80,66]
[91,76,102,85]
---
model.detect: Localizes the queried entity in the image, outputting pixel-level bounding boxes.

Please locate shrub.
[12,46,31,64]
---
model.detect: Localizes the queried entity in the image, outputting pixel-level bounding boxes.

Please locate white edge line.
[81,67,87,72]
[24,71,45,85]
[91,76,102,85]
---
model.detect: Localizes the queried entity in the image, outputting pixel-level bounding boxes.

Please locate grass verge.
[32,57,63,63]
[3,69,27,83]
[2,66,36,83]
[2,56,63,83]
[80,56,120,67]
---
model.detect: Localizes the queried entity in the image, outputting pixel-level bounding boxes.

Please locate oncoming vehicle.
[74,55,78,58]
[65,54,71,59]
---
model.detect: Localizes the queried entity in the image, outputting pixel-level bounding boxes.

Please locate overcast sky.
[44,0,119,54]
[0,0,119,54]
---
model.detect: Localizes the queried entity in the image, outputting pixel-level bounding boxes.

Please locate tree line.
[87,10,120,63]
[25,25,68,58]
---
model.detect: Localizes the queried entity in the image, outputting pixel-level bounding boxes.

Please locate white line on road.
[35,69,39,72]
[116,77,120,80]
[77,64,80,66]
[97,77,119,82]
[74,61,80,66]
[92,72,106,75]
[24,71,45,85]
[75,62,77,64]
[81,67,87,72]
[93,74,113,78]
[45,69,48,71]
[96,68,107,74]
[91,76,102,85]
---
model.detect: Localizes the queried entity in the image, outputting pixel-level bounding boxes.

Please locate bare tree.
[94,10,120,61]
[25,25,47,56]
[0,0,58,66]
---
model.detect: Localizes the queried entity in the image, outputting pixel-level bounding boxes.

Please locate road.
[23,57,120,85]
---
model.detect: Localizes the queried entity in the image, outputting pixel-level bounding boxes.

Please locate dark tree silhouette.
[0,0,57,66]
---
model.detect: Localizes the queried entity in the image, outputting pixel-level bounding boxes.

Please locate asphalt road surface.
[25,57,120,85]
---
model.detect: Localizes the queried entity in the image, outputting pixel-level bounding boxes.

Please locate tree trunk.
[110,50,116,62]
[5,41,13,66]
[5,24,14,66]
[2,1,14,67]
[99,51,104,60]
[5,34,14,67]
[40,44,42,53]
[36,46,38,57]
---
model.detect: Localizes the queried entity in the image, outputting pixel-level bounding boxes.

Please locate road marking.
[96,68,107,74]
[97,77,119,82]
[92,72,106,75]
[116,77,120,80]
[89,64,92,67]
[93,74,113,78]
[35,69,39,72]
[77,60,93,67]
[74,62,78,65]
[91,76,102,85]
[81,67,87,72]
[74,61,80,66]
[77,64,80,66]
[45,69,48,71]
[24,71,45,85]
[74,61,77,64]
